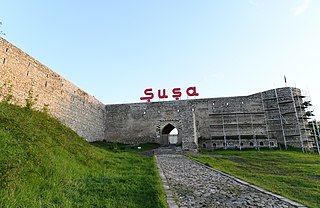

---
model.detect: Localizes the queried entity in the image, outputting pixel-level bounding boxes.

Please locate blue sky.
[1,0,320,116]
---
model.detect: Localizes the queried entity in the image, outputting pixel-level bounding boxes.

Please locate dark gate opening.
[161,123,181,146]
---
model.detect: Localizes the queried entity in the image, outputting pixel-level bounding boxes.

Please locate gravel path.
[156,154,306,208]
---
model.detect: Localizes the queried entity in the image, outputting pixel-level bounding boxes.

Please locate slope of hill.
[0,102,167,207]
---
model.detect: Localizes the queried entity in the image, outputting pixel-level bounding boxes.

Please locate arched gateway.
[105,101,198,151]
[161,123,182,146]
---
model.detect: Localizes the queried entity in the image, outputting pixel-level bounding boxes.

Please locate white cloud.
[294,0,310,16]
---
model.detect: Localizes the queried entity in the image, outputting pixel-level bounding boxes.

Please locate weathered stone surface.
[0,37,105,141]
[1,37,313,151]
[156,154,306,208]
[104,87,313,151]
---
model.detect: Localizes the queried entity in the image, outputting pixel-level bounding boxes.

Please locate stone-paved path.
[156,154,306,208]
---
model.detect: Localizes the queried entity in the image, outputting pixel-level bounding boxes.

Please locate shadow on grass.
[91,141,161,155]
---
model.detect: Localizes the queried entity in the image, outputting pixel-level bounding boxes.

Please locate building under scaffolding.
[197,87,316,151]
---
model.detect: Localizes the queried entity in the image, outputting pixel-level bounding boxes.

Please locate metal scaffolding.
[203,87,314,152]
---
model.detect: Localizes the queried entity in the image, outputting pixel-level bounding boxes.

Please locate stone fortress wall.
[0,37,106,141]
[1,37,316,151]
[105,101,198,150]
[105,88,315,151]
[195,87,314,150]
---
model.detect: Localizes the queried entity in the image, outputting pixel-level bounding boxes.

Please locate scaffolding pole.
[221,113,227,150]
[250,114,257,150]
[311,121,320,155]
[290,88,304,152]
[274,89,287,150]
[316,127,320,156]
[236,114,241,150]
[260,92,271,149]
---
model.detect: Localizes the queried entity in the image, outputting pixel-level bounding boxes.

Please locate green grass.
[0,102,167,208]
[188,150,320,208]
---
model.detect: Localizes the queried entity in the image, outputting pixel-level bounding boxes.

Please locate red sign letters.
[140,86,199,102]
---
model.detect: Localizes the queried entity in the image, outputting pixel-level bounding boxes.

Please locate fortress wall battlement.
[0,37,105,141]
[105,88,314,151]
[1,37,314,151]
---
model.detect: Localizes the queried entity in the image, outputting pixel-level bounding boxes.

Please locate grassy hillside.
[0,102,167,208]
[189,150,320,208]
